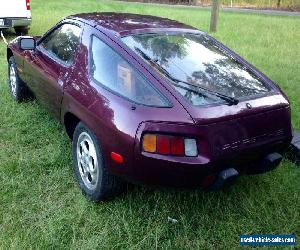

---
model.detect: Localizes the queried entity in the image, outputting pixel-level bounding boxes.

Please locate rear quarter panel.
[61,24,194,178]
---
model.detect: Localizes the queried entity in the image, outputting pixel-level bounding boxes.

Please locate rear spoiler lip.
[190,94,290,126]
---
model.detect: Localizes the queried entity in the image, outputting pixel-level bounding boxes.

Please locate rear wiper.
[174,77,239,106]
[134,47,239,106]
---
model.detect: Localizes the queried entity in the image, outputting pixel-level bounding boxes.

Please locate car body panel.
[23,47,67,119]
[69,12,198,35]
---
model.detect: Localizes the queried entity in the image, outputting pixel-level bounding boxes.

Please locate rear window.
[122,33,271,106]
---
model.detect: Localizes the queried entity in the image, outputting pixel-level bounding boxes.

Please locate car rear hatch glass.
[122,32,272,107]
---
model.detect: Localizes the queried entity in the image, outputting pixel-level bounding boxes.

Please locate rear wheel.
[8,57,32,102]
[14,26,29,36]
[72,122,125,201]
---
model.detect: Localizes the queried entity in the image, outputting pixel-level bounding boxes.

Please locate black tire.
[8,56,32,102]
[14,26,29,36]
[72,122,125,201]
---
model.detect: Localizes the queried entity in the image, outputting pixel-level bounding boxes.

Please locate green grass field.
[0,0,299,249]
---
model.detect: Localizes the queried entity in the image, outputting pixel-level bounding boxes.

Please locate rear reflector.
[111,152,124,164]
[26,0,31,10]
[142,134,197,157]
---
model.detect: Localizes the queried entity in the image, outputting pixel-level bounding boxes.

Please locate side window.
[40,23,81,65]
[90,35,169,107]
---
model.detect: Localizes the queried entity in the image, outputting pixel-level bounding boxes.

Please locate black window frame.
[88,34,172,108]
[37,21,83,67]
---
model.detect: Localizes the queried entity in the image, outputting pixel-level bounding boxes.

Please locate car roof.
[69,12,199,37]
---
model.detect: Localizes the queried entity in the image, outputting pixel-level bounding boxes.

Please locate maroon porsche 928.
[7,13,293,201]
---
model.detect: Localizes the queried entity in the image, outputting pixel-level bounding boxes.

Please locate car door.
[24,22,82,119]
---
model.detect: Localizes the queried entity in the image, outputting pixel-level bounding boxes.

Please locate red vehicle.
[6,13,293,201]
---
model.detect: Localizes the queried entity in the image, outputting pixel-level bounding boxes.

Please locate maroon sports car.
[7,13,293,201]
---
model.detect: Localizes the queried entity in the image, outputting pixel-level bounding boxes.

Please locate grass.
[0,0,299,249]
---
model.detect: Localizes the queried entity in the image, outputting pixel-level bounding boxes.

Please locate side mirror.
[19,37,36,50]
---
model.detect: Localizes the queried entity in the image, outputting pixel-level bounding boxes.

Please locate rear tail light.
[142,134,156,153]
[26,0,31,10]
[170,137,185,156]
[157,135,170,155]
[184,138,198,157]
[142,134,198,157]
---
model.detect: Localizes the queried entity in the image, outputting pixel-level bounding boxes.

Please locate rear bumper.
[124,138,290,188]
[288,131,300,166]
[245,152,283,175]
[0,17,31,28]
[207,152,282,191]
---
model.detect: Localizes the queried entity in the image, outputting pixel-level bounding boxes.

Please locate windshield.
[122,33,271,106]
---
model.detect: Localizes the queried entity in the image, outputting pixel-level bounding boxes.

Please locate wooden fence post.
[210,0,220,32]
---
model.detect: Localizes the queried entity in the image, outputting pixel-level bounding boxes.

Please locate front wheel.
[72,122,125,201]
[8,57,32,102]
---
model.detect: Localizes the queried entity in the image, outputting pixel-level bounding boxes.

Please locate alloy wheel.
[76,132,99,190]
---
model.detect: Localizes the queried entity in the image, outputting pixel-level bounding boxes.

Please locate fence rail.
[121,0,300,9]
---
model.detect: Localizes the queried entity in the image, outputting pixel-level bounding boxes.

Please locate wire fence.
[121,0,300,10]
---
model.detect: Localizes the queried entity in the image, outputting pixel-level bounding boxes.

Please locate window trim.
[37,22,83,67]
[88,34,172,108]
